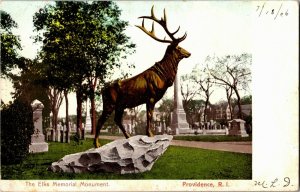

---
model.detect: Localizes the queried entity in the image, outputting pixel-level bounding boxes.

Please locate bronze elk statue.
[94,6,191,148]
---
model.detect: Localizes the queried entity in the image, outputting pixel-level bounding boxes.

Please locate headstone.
[225,126,229,135]
[85,99,92,134]
[161,120,166,134]
[167,126,172,134]
[228,119,249,137]
[60,124,64,143]
[29,100,48,153]
[171,74,191,134]
[159,121,163,134]
[72,124,76,132]
[48,135,173,174]
[56,129,60,142]
[46,129,52,141]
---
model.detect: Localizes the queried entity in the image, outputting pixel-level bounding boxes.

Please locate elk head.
[136,6,191,60]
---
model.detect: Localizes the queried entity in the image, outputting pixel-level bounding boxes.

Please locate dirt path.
[170,140,252,154]
[91,135,252,154]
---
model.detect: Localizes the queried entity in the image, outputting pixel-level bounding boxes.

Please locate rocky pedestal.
[48,135,173,174]
[29,100,48,153]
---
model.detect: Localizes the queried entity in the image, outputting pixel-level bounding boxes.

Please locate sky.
[0,1,295,117]
[0,1,253,116]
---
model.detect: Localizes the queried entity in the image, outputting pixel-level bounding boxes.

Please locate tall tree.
[9,57,51,129]
[181,74,200,110]
[183,63,215,123]
[0,10,22,77]
[207,53,252,118]
[33,1,135,136]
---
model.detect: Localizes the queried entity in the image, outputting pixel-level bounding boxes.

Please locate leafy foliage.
[1,99,34,165]
[33,1,135,92]
[240,95,252,105]
[0,10,22,77]
[183,99,205,125]
[33,1,136,134]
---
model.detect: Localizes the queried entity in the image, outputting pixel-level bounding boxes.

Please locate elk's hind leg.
[114,108,131,139]
[94,105,114,148]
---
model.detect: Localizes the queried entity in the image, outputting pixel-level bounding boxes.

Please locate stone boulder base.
[48,135,173,174]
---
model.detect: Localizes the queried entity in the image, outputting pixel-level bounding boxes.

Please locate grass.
[97,132,252,142]
[1,138,252,180]
[173,135,252,142]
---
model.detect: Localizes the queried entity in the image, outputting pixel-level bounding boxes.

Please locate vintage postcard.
[0,1,298,191]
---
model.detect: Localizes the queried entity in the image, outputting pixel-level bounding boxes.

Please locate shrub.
[1,99,34,165]
[70,132,83,146]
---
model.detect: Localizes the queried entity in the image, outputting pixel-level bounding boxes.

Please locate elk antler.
[135,5,187,44]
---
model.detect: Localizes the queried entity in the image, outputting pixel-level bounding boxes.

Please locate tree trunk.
[52,109,58,131]
[64,90,69,141]
[204,98,209,128]
[226,87,233,120]
[76,90,83,139]
[204,91,210,123]
[90,94,96,135]
[228,99,233,120]
[233,87,242,119]
[89,80,97,136]
[48,88,63,132]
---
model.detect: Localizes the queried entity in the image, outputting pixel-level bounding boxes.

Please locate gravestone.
[85,99,92,133]
[72,124,76,132]
[228,119,249,137]
[56,129,60,142]
[171,74,191,134]
[29,100,48,153]
[60,124,64,143]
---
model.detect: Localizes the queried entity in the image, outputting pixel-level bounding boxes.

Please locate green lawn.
[1,138,252,180]
[174,135,252,142]
[97,132,252,142]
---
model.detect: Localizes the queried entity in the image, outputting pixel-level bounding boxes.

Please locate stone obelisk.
[171,74,191,134]
[85,99,92,133]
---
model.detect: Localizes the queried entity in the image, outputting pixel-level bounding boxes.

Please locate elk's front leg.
[146,101,155,137]
[94,107,113,148]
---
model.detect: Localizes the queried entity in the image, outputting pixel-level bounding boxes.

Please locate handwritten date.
[256,2,288,20]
